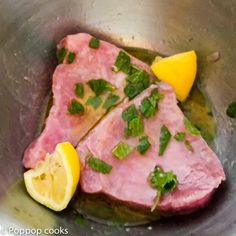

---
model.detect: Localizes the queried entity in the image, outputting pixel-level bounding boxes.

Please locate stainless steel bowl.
[0,0,235,235]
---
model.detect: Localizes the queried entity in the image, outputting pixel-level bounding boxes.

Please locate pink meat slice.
[23,33,151,169]
[77,84,225,212]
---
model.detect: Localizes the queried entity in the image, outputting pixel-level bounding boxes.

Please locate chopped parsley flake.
[183,117,201,136]
[174,131,193,152]
[67,52,75,64]
[87,79,114,96]
[86,156,112,174]
[102,93,120,111]
[174,132,185,141]
[112,142,133,160]
[89,37,100,49]
[122,105,138,122]
[86,96,102,109]
[148,165,177,211]
[139,89,160,118]
[158,125,171,156]
[113,51,131,74]
[184,140,193,152]
[137,136,151,154]
[226,101,236,118]
[68,99,84,115]
[56,48,76,64]
[124,70,150,100]
[74,83,84,98]
[128,117,144,137]
[56,47,67,64]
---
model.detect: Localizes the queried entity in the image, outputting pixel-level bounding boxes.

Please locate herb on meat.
[74,83,84,98]
[174,132,193,152]
[89,37,100,49]
[122,105,138,121]
[122,105,143,137]
[226,101,236,118]
[184,140,193,152]
[148,165,177,211]
[87,79,114,96]
[113,50,150,100]
[137,136,151,154]
[68,100,84,115]
[113,51,131,74]
[183,117,201,136]
[174,132,185,141]
[56,48,76,64]
[112,142,133,160]
[86,156,112,174]
[103,93,120,111]
[56,47,67,64]
[128,117,144,137]
[158,125,171,156]
[86,96,102,109]
[139,89,160,118]
[124,70,150,100]
[67,52,76,64]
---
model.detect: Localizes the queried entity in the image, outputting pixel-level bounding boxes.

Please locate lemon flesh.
[24,142,80,211]
[151,51,197,102]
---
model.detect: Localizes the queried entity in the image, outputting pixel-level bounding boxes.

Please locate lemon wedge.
[24,142,80,211]
[151,51,197,102]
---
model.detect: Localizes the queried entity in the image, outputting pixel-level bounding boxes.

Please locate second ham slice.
[76,83,225,212]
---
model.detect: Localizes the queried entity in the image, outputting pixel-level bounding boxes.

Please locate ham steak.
[23,33,151,168]
[76,84,225,212]
[23,33,225,212]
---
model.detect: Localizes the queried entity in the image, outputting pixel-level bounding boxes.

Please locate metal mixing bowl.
[0,0,235,235]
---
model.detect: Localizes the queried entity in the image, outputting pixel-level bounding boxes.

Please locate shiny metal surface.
[0,0,235,235]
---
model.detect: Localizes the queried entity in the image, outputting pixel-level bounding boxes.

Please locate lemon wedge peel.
[24,142,80,211]
[151,51,197,102]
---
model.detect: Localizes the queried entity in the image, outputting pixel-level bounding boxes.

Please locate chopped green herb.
[86,96,102,109]
[122,105,138,122]
[226,101,236,118]
[139,89,160,118]
[137,136,151,154]
[174,131,193,152]
[74,83,84,98]
[124,126,132,138]
[184,140,193,152]
[89,37,100,49]
[74,214,85,226]
[67,52,76,64]
[129,65,140,75]
[113,51,131,74]
[87,79,114,96]
[148,165,177,211]
[140,98,153,117]
[149,89,161,104]
[207,111,213,117]
[86,156,112,174]
[56,47,67,64]
[122,105,143,137]
[151,190,161,212]
[126,71,149,86]
[128,117,143,137]
[68,100,84,115]
[174,132,186,141]
[158,125,171,156]
[124,70,150,100]
[112,142,133,160]
[183,117,201,136]
[103,93,120,111]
